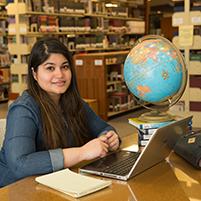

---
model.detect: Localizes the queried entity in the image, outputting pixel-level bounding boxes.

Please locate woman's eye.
[62,65,70,70]
[46,66,55,71]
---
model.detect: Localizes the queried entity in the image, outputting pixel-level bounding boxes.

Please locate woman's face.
[32,53,72,103]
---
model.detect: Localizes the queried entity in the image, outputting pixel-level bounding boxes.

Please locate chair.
[0,119,6,148]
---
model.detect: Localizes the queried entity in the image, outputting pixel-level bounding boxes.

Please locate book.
[140,133,153,140]
[128,117,175,129]
[35,168,112,198]
[139,128,158,135]
[138,130,152,146]
[138,129,156,139]
[139,139,149,146]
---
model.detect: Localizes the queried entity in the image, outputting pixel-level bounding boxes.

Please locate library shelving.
[7,0,145,53]
[74,51,141,120]
[0,0,10,103]
[6,0,145,114]
[171,0,201,127]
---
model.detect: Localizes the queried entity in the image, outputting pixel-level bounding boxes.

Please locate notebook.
[35,168,111,198]
[79,116,192,181]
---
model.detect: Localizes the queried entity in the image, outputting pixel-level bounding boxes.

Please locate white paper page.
[35,168,111,198]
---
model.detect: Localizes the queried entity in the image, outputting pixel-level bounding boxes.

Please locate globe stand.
[138,110,175,122]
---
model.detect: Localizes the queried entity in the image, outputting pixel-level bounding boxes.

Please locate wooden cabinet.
[74,51,140,120]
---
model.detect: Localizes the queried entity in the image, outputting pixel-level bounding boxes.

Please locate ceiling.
[150,0,178,15]
[150,0,175,7]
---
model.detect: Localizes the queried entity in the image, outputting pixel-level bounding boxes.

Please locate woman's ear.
[32,67,37,81]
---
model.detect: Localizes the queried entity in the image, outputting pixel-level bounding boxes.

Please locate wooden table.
[1,134,201,201]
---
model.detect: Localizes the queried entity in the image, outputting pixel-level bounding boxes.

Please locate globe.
[124,35,187,122]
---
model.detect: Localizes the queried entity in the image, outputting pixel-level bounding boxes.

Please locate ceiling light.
[105,3,118,8]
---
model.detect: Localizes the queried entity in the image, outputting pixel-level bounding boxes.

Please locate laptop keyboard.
[102,151,140,175]
[83,150,140,176]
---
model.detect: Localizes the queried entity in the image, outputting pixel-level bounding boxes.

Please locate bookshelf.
[6,0,145,109]
[7,1,35,98]
[171,0,201,127]
[74,51,141,120]
[0,1,10,103]
[7,0,145,53]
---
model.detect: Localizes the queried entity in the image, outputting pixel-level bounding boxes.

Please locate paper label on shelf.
[179,25,194,47]
[20,27,27,34]
[191,16,201,25]
[75,59,83,66]
[94,59,103,66]
[173,17,183,26]
[8,27,16,34]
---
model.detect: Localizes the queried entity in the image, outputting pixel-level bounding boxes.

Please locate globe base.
[138,111,175,122]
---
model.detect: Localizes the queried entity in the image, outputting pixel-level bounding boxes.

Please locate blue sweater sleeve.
[83,101,116,137]
[4,104,63,180]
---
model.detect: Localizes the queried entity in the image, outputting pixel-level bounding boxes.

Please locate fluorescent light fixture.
[105,3,118,7]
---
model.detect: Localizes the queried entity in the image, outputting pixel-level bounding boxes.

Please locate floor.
[0,102,142,138]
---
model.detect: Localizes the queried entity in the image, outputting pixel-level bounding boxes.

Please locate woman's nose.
[54,68,63,77]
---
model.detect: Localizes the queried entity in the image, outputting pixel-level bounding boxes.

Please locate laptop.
[79,116,192,181]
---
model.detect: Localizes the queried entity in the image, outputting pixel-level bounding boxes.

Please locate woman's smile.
[52,80,66,86]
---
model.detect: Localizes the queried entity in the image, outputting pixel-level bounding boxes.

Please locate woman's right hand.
[62,137,109,168]
[80,138,109,161]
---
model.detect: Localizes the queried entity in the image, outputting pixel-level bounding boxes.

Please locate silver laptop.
[79,116,192,180]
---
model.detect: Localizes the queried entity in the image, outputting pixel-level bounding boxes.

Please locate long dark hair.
[27,37,91,149]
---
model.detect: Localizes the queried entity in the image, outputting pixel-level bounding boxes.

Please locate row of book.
[128,117,193,147]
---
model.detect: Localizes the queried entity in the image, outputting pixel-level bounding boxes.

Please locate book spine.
[138,130,153,138]
[140,128,157,135]
[138,130,152,147]
[142,134,152,140]
[139,139,149,146]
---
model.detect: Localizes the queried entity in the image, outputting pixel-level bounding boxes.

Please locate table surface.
[0,134,201,201]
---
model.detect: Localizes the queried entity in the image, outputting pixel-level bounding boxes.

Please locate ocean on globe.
[124,36,184,104]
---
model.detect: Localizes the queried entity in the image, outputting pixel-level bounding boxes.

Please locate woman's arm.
[83,101,121,150]
[4,103,110,178]
[62,137,109,168]
[4,105,55,179]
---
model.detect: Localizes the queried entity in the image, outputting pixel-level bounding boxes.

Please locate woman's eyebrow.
[62,61,69,65]
[42,61,69,66]
[43,62,55,66]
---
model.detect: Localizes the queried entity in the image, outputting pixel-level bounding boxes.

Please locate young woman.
[0,37,120,187]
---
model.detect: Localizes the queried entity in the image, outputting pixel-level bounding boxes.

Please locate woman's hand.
[62,131,120,168]
[99,130,120,151]
[80,138,109,161]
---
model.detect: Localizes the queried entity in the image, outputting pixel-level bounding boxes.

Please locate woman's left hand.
[99,130,120,151]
